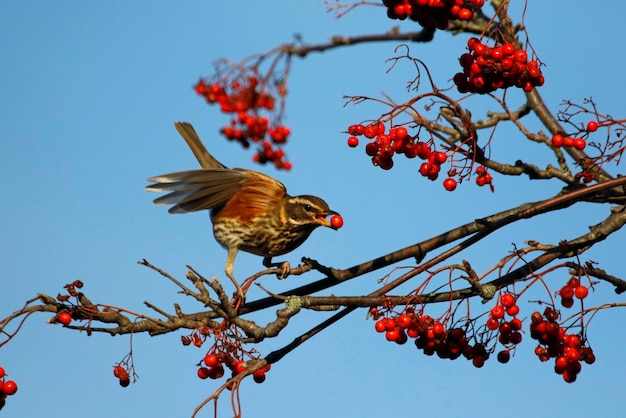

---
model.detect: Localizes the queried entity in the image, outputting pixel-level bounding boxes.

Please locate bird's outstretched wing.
[146,168,287,220]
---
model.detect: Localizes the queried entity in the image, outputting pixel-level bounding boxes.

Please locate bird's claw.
[277,261,291,280]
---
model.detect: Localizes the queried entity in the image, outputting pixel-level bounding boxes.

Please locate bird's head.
[286,195,341,230]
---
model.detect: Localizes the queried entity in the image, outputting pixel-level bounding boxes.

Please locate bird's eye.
[303,204,313,212]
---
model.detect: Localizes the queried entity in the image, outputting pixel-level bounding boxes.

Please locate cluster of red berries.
[557,277,589,308]
[373,311,492,367]
[347,122,451,179]
[113,364,131,387]
[197,352,270,384]
[383,0,484,28]
[530,307,595,383]
[551,133,586,151]
[251,138,292,170]
[454,38,544,94]
[474,166,493,189]
[486,293,523,363]
[0,366,18,411]
[194,76,291,169]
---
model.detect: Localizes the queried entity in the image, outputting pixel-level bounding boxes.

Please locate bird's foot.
[277,261,291,280]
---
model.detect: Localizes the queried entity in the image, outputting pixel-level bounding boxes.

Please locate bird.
[146,122,340,299]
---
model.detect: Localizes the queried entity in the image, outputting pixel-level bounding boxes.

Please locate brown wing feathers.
[147,169,245,214]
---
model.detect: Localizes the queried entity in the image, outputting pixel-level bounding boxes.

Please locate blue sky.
[1,1,625,417]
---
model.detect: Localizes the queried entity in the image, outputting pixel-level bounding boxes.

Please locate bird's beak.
[316,210,339,229]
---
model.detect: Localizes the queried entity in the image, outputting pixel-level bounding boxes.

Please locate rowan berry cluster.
[372,309,493,368]
[113,364,131,387]
[197,352,271,384]
[454,38,544,94]
[550,133,586,151]
[383,0,485,29]
[194,76,291,169]
[0,366,18,411]
[486,293,523,363]
[251,138,292,170]
[474,166,493,189]
[347,122,451,179]
[557,277,589,308]
[530,307,595,383]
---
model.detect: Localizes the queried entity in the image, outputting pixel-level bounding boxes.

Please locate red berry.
[432,322,445,337]
[506,304,520,317]
[500,293,516,308]
[363,125,377,139]
[472,355,486,368]
[457,8,473,20]
[573,137,586,150]
[574,285,589,299]
[567,277,580,288]
[419,162,433,177]
[473,42,487,55]
[0,366,5,379]
[566,348,581,363]
[383,317,397,331]
[233,360,247,374]
[58,311,72,326]
[561,297,574,308]
[394,329,408,345]
[113,365,125,378]
[443,178,457,191]
[467,37,480,49]
[392,126,408,141]
[330,214,344,229]
[490,305,505,319]
[375,319,387,333]
[397,314,413,329]
[562,369,577,383]
[3,380,17,396]
[559,285,574,299]
[486,317,500,331]
[347,136,359,148]
[514,49,528,63]
[204,353,219,367]
[552,134,563,148]
[567,334,581,348]
[385,328,400,342]
[497,350,510,364]
[197,367,211,379]
[252,369,266,383]
[510,317,522,331]
[583,349,596,365]
[415,142,430,160]
[502,43,515,56]
[208,364,225,379]
[431,151,447,165]
[587,121,598,132]
[563,136,575,147]
[555,355,568,372]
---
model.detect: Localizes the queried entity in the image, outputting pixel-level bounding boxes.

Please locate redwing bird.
[146,122,339,298]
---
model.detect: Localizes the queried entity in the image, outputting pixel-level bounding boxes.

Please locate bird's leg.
[263,257,291,279]
[225,248,245,301]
